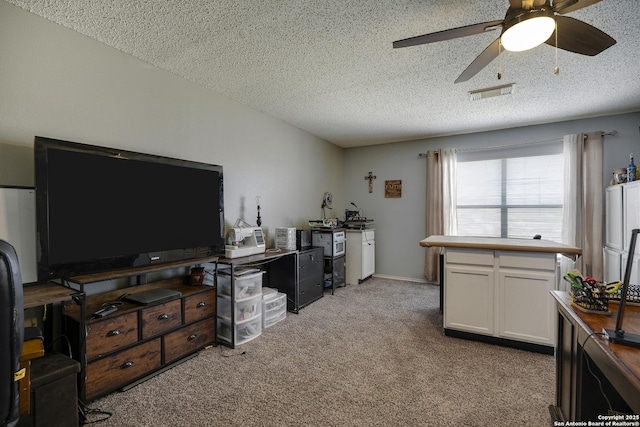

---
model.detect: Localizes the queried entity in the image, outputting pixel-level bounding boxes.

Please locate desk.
[550,290,640,420]
[217,249,298,347]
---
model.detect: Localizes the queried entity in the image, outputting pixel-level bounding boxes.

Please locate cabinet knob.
[158,313,169,320]
[120,360,134,369]
[106,329,121,337]
[197,301,206,308]
[188,334,197,341]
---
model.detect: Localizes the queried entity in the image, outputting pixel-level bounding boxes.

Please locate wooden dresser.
[65,274,216,401]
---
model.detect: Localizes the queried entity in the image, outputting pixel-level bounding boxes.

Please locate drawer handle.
[196,301,206,308]
[120,361,134,369]
[158,313,169,320]
[106,329,121,337]
[188,334,197,341]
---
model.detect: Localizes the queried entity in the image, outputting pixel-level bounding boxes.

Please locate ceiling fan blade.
[454,37,501,83]
[554,0,602,14]
[393,20,503,49]
[544,15,615,56]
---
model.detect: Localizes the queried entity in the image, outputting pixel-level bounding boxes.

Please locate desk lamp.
[603,228,640,348]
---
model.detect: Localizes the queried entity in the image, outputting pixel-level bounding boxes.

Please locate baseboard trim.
[444,329,554,355]
[372,274,433,284]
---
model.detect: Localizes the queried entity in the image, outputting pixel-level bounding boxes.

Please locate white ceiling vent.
[469,84,515,101]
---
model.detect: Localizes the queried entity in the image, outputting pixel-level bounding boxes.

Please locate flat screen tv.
[34,136,224,281]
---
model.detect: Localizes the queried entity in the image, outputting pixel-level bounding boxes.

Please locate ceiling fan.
[393,0,616,83]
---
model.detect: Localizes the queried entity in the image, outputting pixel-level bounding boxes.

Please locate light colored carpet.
[88,277,555,426]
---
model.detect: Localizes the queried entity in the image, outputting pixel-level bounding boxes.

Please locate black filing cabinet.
[269,247,323,313]
[297,247,324,310]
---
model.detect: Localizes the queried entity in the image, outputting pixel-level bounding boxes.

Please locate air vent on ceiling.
[469,83,515,101]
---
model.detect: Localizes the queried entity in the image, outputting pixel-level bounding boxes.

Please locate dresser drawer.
[299,276,323,304]
[184,289,216,324]
[86,311,138,360]
[85,338,161,400]
[164,318,215,363]
[299,248,323,277]
[141,299,182,340]
[446,248,495,266]
[498,251,556,271]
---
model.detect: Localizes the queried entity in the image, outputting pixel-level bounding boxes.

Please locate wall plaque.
[385,180,402,198]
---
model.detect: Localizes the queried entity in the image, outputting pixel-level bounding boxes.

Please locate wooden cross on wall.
[365,171,376,193]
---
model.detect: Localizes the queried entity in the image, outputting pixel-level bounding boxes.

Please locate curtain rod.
[417,130,617,157]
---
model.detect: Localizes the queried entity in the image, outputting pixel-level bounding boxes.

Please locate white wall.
[2,2,639,284]
[345,112,640,282]
[0,1,345,250]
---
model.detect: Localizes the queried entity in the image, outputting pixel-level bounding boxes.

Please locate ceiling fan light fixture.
[501,10,555,52]
[469,83,515,101]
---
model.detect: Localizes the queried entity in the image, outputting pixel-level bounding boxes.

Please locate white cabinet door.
[623,181,640,252]
[620,253,640,285]
[606,185,623,250]
[362,240,375,278]
[444,264,494,335]
[497,268,556,345]
[603,247,622,282]
[346,229,375,284]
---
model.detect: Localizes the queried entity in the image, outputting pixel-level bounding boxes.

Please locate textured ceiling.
[6,0,640,147]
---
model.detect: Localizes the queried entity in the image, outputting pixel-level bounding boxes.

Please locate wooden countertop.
[551,290,640,413]
[420,235,582,260]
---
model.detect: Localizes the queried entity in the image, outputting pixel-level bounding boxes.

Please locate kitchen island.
[421,235,582,353]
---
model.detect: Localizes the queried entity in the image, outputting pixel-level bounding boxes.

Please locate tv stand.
[63,256,218,402]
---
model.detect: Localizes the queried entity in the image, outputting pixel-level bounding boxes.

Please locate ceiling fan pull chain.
[498,40,503,80]
[554,20,560,75]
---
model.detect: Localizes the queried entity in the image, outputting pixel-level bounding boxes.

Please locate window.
[455,142,564,242]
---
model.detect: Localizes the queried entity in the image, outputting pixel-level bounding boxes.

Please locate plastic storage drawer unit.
[217,316,262,346]
[218,270,263,300]
[263,292,286,328]
[218,294,262,322]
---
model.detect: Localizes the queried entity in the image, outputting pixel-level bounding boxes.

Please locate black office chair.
[0,239,24,427]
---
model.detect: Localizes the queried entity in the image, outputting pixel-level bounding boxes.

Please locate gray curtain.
[561,131,603,282]
[425,151,443,283]
[424,149,456,283]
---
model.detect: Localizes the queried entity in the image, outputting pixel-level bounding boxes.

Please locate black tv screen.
[34,136,224,280]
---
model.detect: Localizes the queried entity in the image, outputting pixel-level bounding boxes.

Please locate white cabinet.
[606,181,640,283]
[345,229,375,285]
[444,251,494,335]
[606,184,623,250]
[497,252,556,345]
[623,181,640,252]
[621,252,640,286]
[603,247,622,282]
[444,248,557,347]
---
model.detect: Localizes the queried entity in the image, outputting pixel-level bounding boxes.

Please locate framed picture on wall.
[385,180,402,198]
